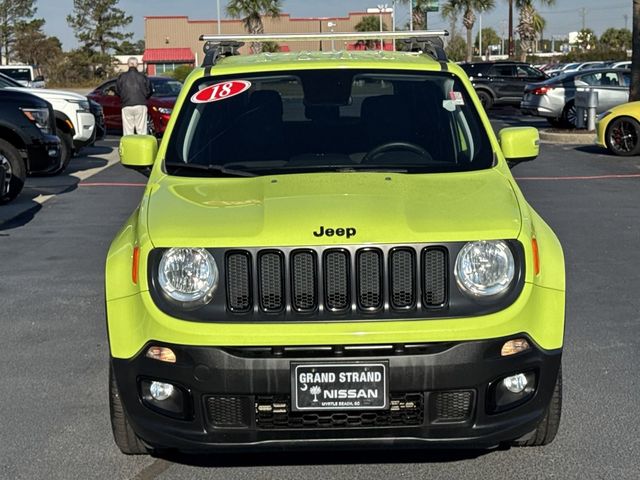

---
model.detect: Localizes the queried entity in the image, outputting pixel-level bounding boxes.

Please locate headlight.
[154,107,173,115]
[67,99,91,113]
[158,248,218,305]
[20,107,51,134]
[454,241,515,297]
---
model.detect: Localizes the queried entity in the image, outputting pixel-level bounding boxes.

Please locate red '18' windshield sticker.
[191,80,252,104]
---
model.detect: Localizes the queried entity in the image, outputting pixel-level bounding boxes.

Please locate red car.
[87,76,182,136]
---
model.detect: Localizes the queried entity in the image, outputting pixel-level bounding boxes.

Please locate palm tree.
[226,0,282,54]
[441,0,495,62]
[631,0,640,101]
[515,0,554,61]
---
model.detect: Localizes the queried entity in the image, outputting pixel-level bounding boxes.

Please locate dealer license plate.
[291,362,388,411]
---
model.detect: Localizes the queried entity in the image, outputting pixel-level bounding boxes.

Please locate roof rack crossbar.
[199,30,450,67]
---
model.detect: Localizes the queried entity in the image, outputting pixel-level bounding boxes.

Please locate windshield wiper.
[165,162,257,177]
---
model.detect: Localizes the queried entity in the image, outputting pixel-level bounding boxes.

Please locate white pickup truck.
[0,73,96,173]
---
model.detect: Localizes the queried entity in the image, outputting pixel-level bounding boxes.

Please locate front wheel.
[513,365,562,447]
[147,114,156,137]
[109,365,149,455]
[0,139,26,204]
[477,91,494,110]
[605,117,640,156]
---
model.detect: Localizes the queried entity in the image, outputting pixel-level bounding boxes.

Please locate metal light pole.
[508,0,514,58]
[479,14,483,59]
[409,0,413,31]
[377,4,387,51]
[216,0,222,34]
[328,21,337,51]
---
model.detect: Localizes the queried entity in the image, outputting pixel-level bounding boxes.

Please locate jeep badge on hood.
[313,226,357,239]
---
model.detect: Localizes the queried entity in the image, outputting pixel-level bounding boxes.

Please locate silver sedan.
[521,69,630,128]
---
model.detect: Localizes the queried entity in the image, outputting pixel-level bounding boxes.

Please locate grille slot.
[226,252,252,312]
[357,249,383,310]
[258,252,284,312]
[324,250,350,311]
[422,248,447,307]
[390,249,415,308]
[291,251,317,312]
[206,396,251,427]
[256,393,424,429]
[431,390,474,423]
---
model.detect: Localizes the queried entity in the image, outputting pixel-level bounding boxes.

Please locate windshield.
[165,69,494,176]
[152,79,182,97]
[0,68,32,81]
[0,73,21,88]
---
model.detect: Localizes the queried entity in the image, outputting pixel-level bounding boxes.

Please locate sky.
[40,0,633,50]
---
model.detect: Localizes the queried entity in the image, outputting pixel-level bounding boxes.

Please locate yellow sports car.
[596,101,640,156]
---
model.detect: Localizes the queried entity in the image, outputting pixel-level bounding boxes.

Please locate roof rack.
[199,30,449,67]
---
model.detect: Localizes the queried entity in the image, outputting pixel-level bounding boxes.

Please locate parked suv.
[0,89,61,203]
[107,33,565,455]
[0,73,95,173]
[460,61,547,109]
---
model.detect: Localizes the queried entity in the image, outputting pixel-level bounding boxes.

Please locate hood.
[6,86,87,101]
[146,170,522,247]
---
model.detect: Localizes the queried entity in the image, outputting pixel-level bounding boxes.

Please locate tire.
[147,114,156,137]
[0,139,26,204]
[57,132,73,174]
[109,365,149,455]
[605,117,640,156]
[477,90,494,110]
[513,365,562,447]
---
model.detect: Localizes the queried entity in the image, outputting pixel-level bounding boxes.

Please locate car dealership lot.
[1,122,640,478]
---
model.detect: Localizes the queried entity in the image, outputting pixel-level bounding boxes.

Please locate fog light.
[501,338,530,356]
[503,373,528,393]
[146,346,177,363]
[149,381,174,401]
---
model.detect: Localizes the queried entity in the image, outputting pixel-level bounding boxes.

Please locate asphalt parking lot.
[1,111,640,479]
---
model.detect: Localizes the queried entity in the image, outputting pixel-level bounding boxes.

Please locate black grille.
[431,390,474,423]
[291,251,317,312]
[357,250,383,310]
[206,396,251,427]
[226,253,251,312]
[258,252,284,312]
[223,246,449,316]
[423,248,447,307]
[256,393,424,429]
[390,249,415,308]
[324,250,350,311]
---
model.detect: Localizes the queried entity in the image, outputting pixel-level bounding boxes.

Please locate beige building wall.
[145,11,394,63]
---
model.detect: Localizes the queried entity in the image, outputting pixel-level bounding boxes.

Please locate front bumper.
[25,134,61,174]
[72,111,95,144]
[112,336,561,451]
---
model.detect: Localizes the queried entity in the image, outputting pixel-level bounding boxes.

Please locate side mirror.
[34,75,45,82]
[119,135,158,176]
[499,127,539,168]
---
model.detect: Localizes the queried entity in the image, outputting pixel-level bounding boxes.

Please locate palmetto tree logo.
[310,385,322,402]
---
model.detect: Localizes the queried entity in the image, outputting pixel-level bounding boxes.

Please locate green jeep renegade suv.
[106,32,564,454]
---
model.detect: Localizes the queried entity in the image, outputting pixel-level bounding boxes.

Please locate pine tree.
[66,0,133,56]
[0,0,36,64]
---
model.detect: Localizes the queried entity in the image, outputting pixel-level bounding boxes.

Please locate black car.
[460,61,548,109]
[0,89,61,204]
[89,99,106,142]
